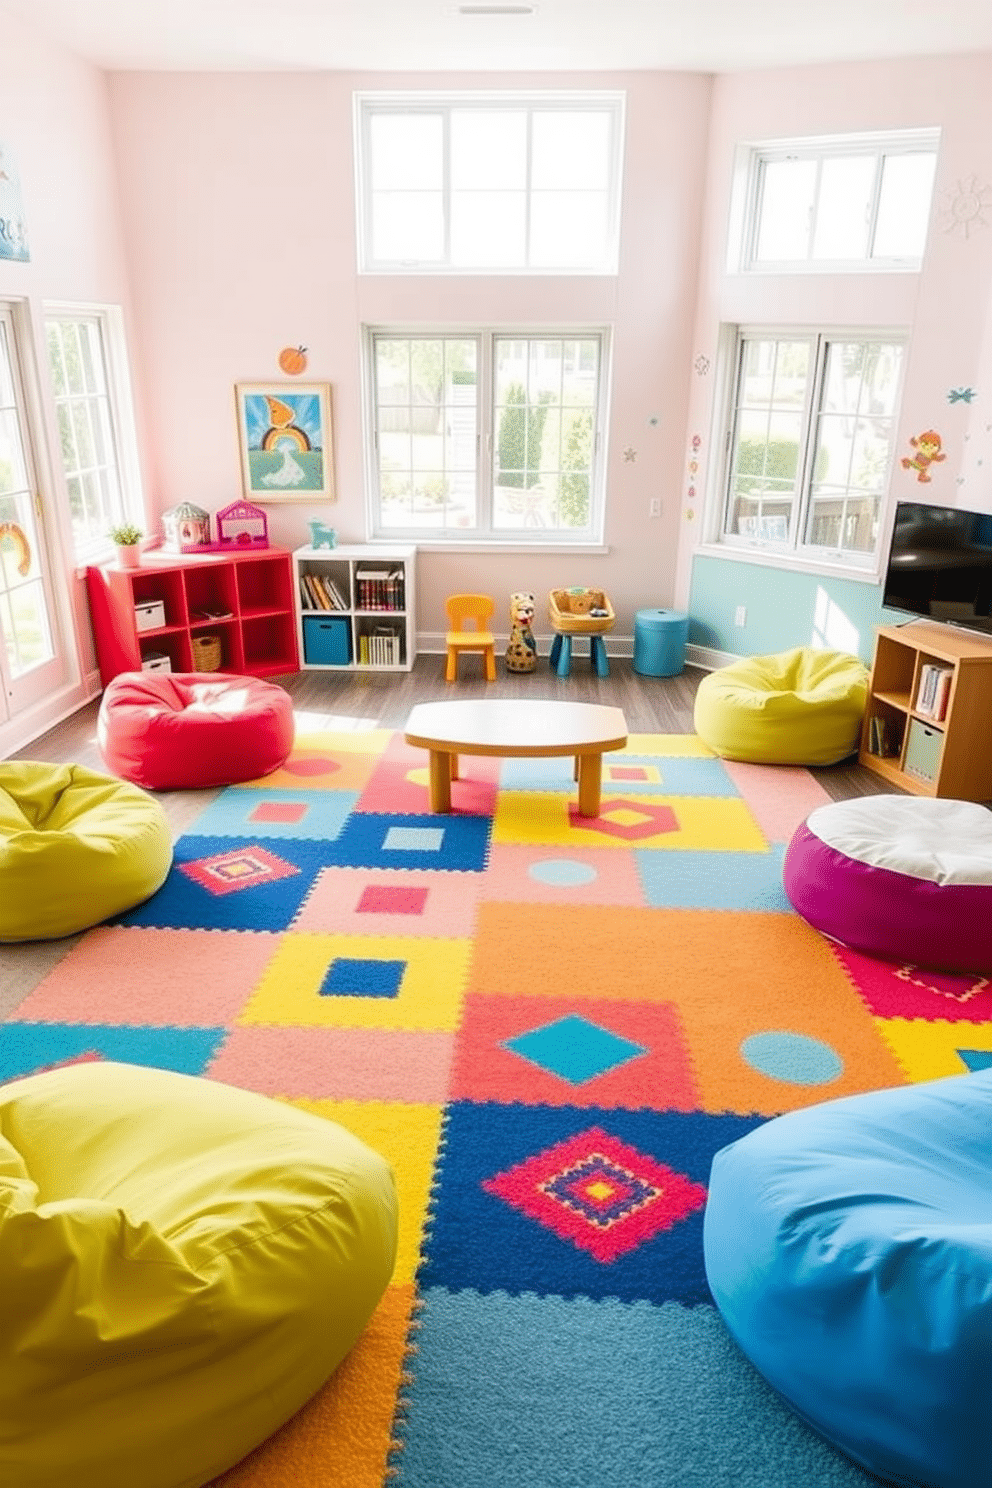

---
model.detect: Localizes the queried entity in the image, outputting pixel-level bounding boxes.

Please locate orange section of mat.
[469,902,907,1114]
[210,1282,414,1488]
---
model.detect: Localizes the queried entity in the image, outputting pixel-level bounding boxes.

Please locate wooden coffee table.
[404,699,628,817]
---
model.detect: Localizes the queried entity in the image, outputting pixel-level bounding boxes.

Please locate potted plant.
[109,522,143,569]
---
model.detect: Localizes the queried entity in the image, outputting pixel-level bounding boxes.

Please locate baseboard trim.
[419,633,732,671]
[0,670,102,759]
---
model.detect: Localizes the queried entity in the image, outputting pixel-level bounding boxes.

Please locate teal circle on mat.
[528,859,598,887]
[740,1032,843,1085]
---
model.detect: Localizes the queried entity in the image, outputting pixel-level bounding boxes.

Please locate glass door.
[0,306,70,721]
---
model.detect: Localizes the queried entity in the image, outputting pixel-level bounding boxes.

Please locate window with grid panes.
[367,328,607,543]
[720,330,906,567]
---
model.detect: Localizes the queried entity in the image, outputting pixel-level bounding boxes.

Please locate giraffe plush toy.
[505,591,537,673]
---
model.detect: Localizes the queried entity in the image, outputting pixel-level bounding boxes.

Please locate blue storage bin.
[633,609,689,677]
[303,615,352,665]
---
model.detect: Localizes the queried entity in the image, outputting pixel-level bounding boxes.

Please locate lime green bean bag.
[0,761,172,941]
[0,1061,399,1488]
[693,647,869,765]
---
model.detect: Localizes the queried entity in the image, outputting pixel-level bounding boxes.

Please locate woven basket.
[191,634,222,672]
[548,588,616,635]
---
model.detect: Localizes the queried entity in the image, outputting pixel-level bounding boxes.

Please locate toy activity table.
[404,699,628,817]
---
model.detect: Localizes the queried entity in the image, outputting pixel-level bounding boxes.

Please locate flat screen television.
[882,499,992,636]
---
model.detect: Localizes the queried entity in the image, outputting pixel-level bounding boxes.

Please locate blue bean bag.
[703,1071,992,1488]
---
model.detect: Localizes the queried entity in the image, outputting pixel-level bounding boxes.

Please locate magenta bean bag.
[98,671,294,791]
[783,795,992,973]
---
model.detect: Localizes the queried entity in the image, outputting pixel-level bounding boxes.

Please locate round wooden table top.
[403,698,628,756]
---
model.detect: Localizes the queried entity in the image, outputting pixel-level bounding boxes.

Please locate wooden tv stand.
[858,620,992,802]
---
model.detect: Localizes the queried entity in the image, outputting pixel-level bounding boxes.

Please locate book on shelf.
[915,663,953,720]
[354,567,404,611]
[303,573,329,610]
[868,714,899,757]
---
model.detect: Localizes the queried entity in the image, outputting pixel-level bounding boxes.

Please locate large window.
[735,131,939,272]
[720,330,905,567]
[45,307,143,561]
[367,329,607,542]
[355,92,624,273]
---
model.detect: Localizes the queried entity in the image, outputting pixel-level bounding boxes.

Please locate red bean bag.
[98,672,295,791]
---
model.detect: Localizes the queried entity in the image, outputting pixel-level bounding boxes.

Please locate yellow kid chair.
[445,593,497,682]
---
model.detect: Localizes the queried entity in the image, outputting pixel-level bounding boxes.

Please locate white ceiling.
[3,0,992,74]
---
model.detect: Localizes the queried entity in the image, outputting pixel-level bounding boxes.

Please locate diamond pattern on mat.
[482,1126,707,1263]
[180,846,301,896]
[569,799,679,840]
[503,1015,648,1085]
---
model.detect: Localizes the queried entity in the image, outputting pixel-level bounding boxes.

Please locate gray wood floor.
[1,656,896,1019]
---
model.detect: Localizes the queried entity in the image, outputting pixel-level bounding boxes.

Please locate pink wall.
[676,52,992,613]
[0,11,141,753]
[107,69,712,641]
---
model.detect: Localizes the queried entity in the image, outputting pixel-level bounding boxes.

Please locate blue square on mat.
[636,844,790,911]
[320,957,406,998]
[383,825,446,853]
[325,812,491,873]
[394,1289,873,1488]
[114,835,333,932]
[0,1023,226,1085]
[417,1102,765,1305]
[184,786,358,841]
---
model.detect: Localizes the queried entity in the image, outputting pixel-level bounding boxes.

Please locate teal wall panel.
[688,554,903,662]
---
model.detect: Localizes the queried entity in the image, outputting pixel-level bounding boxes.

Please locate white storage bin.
[141,652,172,673]
[134,599,166,633]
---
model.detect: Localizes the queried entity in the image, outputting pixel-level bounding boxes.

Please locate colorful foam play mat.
[5,724,990,1488]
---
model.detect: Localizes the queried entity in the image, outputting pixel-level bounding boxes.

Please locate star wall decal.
[623,447,637,462]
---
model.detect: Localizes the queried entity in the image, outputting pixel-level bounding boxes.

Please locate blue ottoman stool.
[704,1070,992,1488]
[633,609,689,677]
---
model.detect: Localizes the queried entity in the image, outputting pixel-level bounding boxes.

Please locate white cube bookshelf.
[293,544,416,672]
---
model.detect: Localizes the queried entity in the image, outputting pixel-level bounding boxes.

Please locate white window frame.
[43,302,145,564]
[354,90,625,275]
[707,324,908,577]
[727,129,940,274]
[363,325,610,546]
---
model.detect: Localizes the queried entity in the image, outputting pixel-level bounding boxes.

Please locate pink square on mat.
[608,766,651,782]
[357,885,430,916]
[294,866,479,937]
[834,945,992,1022]
[14,926,280,1026]
[249,801,309,824]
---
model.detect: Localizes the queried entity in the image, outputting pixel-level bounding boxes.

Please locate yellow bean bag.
[0,761,172,941]
[693,646,869,766]
[0,1060,399,1488]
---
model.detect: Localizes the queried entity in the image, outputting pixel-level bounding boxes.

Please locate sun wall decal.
[939,175,992,238]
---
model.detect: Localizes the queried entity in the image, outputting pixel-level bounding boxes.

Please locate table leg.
[427,750,452,812]
[576,752,603,817]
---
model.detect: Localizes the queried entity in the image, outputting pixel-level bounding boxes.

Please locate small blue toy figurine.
[309,521,337,549]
